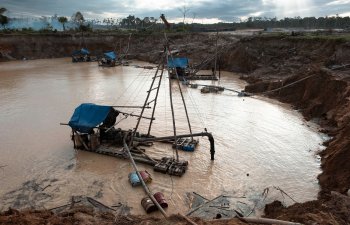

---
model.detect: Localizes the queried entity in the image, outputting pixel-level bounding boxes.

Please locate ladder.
[130,54,165,145]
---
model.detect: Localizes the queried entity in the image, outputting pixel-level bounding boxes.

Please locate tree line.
[233,16,350,29]
[0,9,160,31]
[0,7,8,28]
[1,7,350,32]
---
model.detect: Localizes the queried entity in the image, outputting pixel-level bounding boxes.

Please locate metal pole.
[118,111,154,120]
[164,33,193,138]
[111,106,151,109]
[214,30,218,78]
[165,44,179,161]
[123,133,168,218]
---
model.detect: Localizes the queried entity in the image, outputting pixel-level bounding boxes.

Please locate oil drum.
[141,197,157,213]
[153,192,168,208]
[139,170,152,183]
[128,172,141,187]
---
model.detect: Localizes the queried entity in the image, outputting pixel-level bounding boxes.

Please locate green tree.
[0,7,6,14]
[103,17,116,30]
[58,16,68,31]
[126,15,135,28]
[71,11,85,28]
[0,7,9,28]
[135,17,142,28]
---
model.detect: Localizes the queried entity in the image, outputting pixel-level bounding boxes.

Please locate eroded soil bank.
[0,208,246,225]
[1,32,350,224]
[0,32,237,63]
[225,35,350,224]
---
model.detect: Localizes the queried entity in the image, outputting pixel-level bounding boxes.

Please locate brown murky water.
[0,58,327,215]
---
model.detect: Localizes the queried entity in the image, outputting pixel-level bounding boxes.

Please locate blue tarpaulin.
[72,48,90,56]
[168,57,189,68]
[68,103,112,133]
[80,48,90,55]
[104,51,117,60]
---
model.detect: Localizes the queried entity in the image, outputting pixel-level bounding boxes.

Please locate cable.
[261,74,316,95]
[185,86,208,129]
[115,68,146,105]
[169,174,174,200]
[121,68,152,108]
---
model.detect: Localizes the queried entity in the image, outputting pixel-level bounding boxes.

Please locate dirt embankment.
[224,35,350,224]
[0,208,246,225]
[0,32,237,64]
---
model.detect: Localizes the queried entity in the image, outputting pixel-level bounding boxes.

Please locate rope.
[184,85,207,129]
[192,43,232,74]
[118,33,132,61]
[115,68,148,105]
[129,70,153,105]
[162,35,233,131]
[105,113,129,132]
[260,74,317,95]
[122,69,153,108]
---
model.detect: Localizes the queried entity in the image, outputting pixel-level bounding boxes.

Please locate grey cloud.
[2,0,350,21]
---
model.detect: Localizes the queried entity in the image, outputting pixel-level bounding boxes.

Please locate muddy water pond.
[0,58,327,215]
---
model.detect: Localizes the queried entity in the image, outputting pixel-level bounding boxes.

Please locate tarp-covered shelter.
[104,51,117,60]
[68,103,116,133]
[72,48,90,56]
[168,57,189,68]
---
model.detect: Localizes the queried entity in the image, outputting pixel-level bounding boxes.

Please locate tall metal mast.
[214,30,219,78]
[164,33,193,139]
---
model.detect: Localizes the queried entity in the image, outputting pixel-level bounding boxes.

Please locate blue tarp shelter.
[68,103,112,133]
[168,57,189,68]
[72,48,90,56]
[80,48,90,55]
[104,51,117,60]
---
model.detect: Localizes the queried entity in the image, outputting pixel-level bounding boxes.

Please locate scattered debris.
[328,63,350,70]
[200,85,224,93]
[187,194,237,219]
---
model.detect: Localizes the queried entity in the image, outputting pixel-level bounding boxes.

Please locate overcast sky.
[2,0,350,23]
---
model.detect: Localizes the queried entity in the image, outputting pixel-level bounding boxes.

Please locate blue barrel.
[183,144,195,152]
[128,172,141,187]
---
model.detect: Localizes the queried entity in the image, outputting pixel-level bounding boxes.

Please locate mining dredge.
[62,37,216,177]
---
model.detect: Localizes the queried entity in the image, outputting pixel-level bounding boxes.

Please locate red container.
[153,192,168,208]
[140,170,152,183]
[141,197,157,213]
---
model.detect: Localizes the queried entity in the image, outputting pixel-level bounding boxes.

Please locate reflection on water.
[0,58,326,215]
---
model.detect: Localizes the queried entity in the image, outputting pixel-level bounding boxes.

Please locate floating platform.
[76,143,189,176]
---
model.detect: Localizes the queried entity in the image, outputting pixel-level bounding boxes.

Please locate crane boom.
[160,14,171,29]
